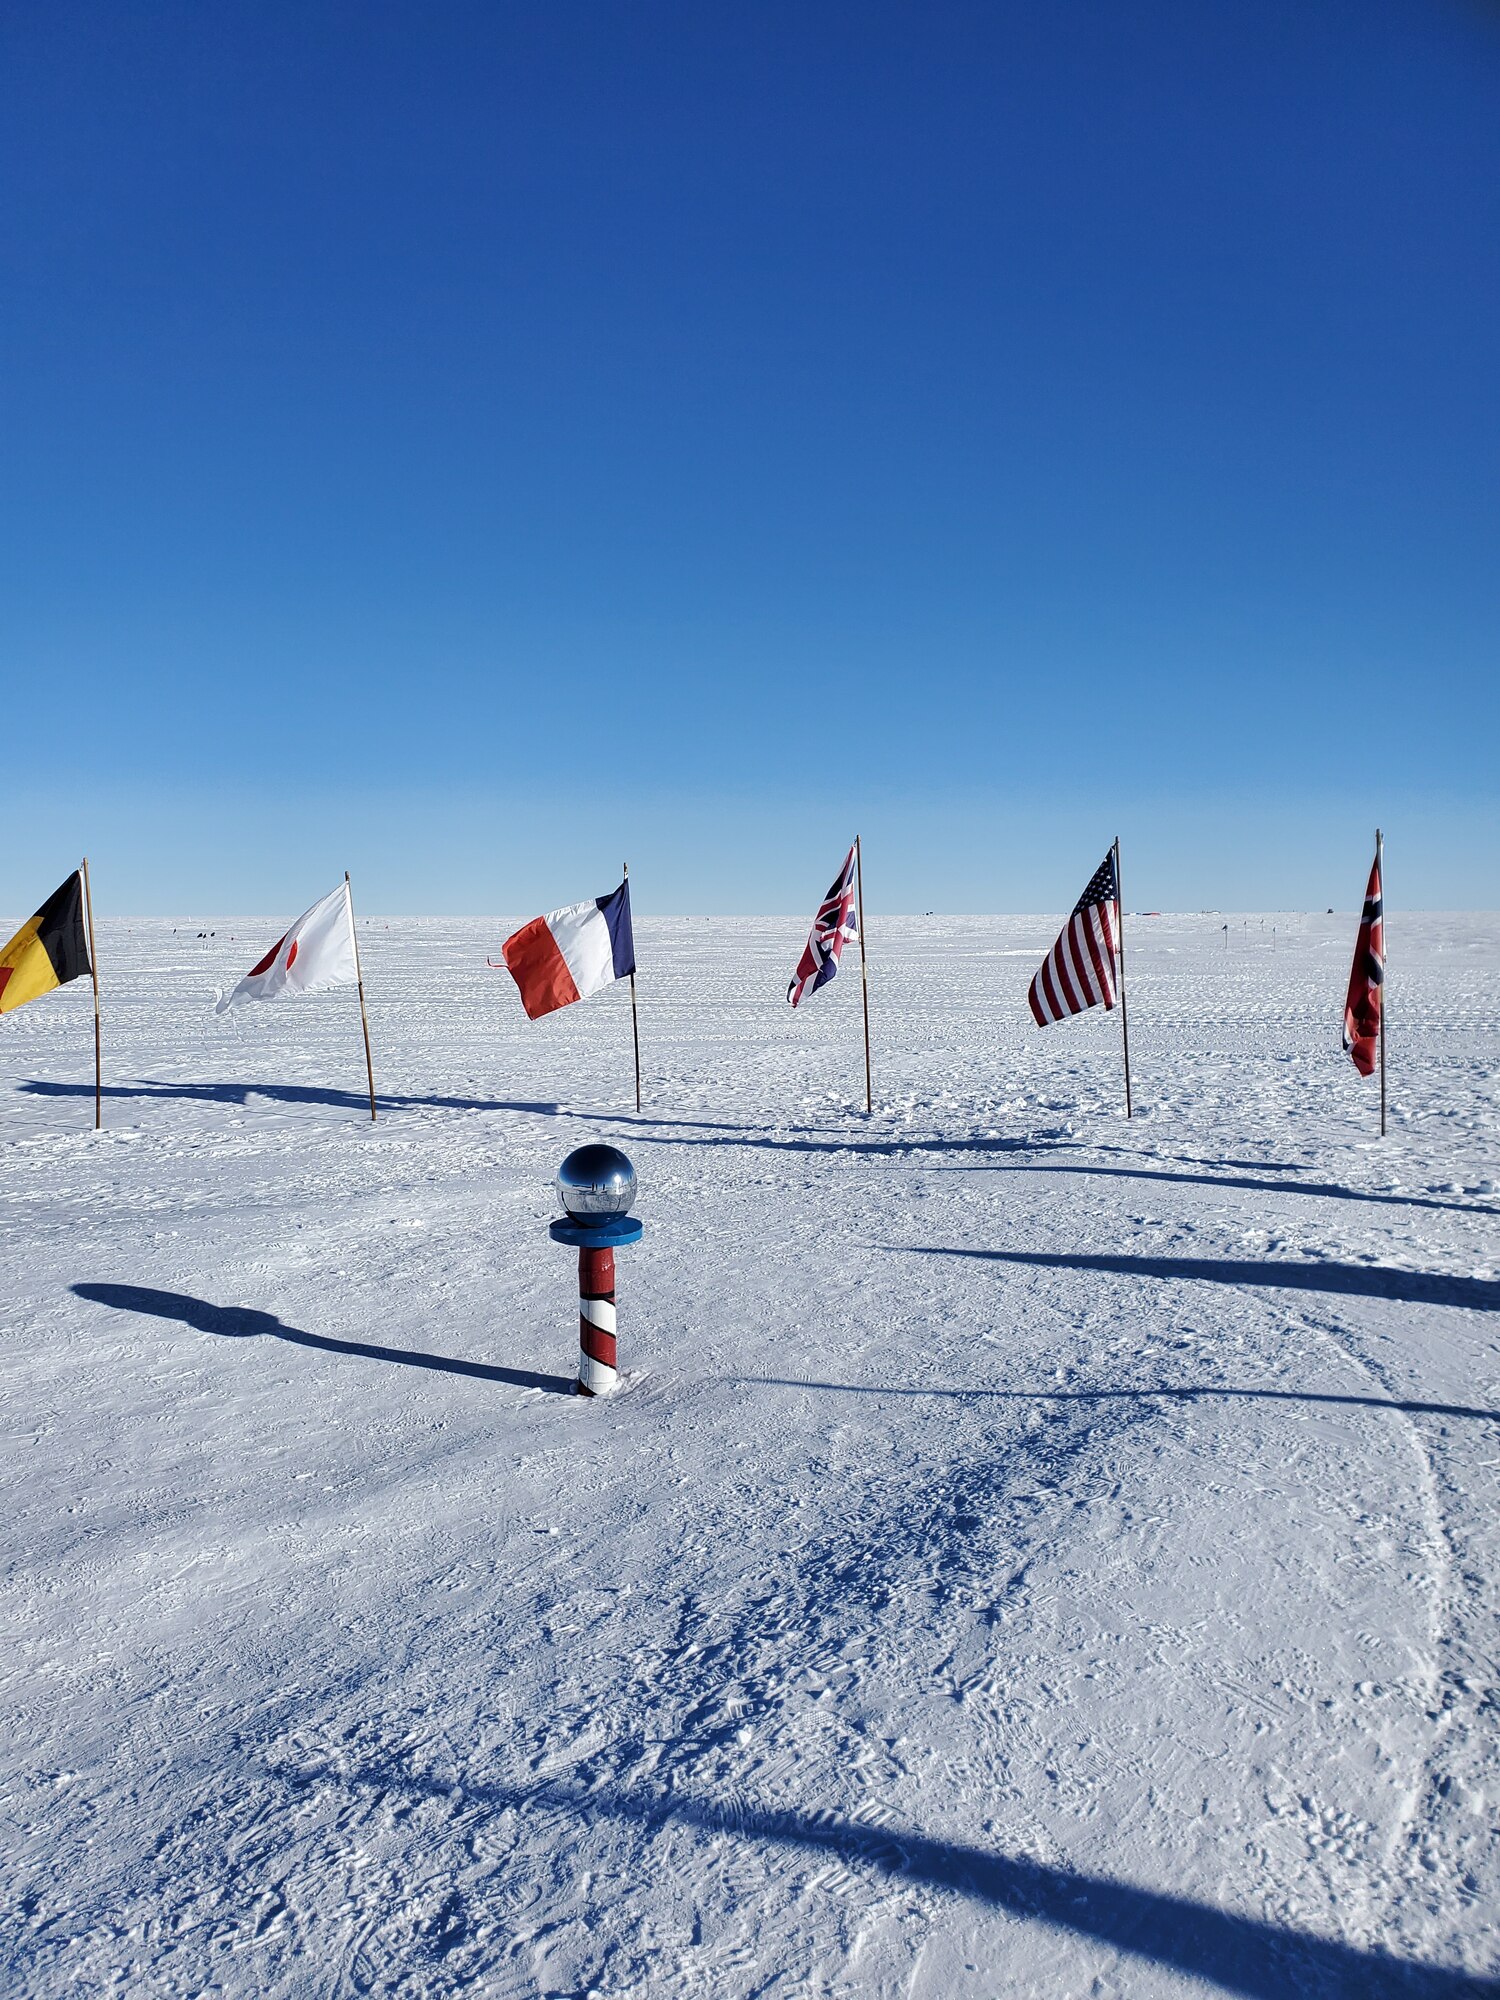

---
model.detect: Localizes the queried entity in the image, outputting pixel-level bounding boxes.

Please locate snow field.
[2,911,1497,1997]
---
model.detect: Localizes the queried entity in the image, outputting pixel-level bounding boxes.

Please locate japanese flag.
[216,881,359,1013]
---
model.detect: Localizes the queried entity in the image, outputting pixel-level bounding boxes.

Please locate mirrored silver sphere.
[557,1143,637,1219]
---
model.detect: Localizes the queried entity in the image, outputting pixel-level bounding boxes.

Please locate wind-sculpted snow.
[2,912,1497,1996]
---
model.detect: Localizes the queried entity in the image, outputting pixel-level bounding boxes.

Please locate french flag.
[496,881,636,1021]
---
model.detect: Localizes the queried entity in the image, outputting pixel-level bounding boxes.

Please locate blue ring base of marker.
[549,1215,644,1248]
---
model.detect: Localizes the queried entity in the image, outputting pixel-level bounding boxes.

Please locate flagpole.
[1384,828,1392,1144]
[1113,836,1133,1120]
[344,871,377,1122]
[854,834,872,1114]
[81,856,102,1132]
[623,860,641,1113]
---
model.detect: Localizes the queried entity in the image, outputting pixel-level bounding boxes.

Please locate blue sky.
[2,0,1496,914]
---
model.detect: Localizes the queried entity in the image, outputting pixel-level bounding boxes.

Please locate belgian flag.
[0,872,92,1014]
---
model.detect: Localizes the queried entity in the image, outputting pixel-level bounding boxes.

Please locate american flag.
[1342,850,1384,1076]
[789,844,858,1008]
[1028,849,1120,1025]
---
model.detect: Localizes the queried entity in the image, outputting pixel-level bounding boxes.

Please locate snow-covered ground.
[3,909,1497,1999]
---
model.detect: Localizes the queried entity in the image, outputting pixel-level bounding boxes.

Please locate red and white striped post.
[577,1243,618,1396]
[551,1144,642,1398]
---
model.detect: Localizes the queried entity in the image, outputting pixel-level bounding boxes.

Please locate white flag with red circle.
[216,881,359,1013]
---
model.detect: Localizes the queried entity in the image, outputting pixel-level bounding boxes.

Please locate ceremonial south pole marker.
[550,1144,643,1396]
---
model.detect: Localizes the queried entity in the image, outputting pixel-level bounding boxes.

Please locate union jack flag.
[789,844,858,1008]
[1342,847,1384,1076]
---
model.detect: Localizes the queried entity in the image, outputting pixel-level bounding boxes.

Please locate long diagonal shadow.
[616,1129,1494,1215]
[625,1127,1062,1158]
[25,1079,768,1133]
[276,1758,1494,1997]
[738,1376,1499,1424]
[72,1284,571,1394]
[889,1247,1500,1313]
[931,1161,1499,1218]
[33,1077,1480,1228]
[29,1079,563,1116]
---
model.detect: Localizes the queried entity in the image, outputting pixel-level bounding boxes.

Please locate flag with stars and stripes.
[788,844,858,1008]
[1028,849,1120,1025]
[1342,849,1384,1076]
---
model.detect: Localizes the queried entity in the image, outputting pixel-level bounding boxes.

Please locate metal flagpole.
[81,856,102,1132]
[854,835,872,1114]
[344,871,378,1122]
[1113,837,1133,1120]
[1384,828,1392,1144]
[623,861,642,1113]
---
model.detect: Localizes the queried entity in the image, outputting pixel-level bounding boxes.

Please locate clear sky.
[2,0,1496,916]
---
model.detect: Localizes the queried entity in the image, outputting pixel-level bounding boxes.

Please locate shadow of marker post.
[71,1284,572,1394]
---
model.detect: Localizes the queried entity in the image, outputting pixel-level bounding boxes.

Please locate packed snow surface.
[3,910,1498,1999]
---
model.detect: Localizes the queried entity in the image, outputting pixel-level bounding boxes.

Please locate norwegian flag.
[1028,848,1120,1025]
[789,844,858,1008]
[1342,848,1384,1076]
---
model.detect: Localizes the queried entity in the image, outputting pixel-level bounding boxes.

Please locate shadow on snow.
[888,1247,1500,1313]
[615,1127,1492,1214]
[928,1160,1499,1217]
[25,1079,767,1130]
[274,1756,1496,1999]
[71,1283,572,1395]
[26,1078,563,1116]
[32,1079,1488,1226]
[739,1376,1499,1425]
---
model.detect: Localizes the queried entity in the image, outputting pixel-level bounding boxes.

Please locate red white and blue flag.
[789,845,858,1008]
[1342,849,1384,1076]
[1028,849,1120,1025]
[496,881,635,1021]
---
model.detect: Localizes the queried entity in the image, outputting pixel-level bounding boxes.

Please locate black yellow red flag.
[0,873,92,1014]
